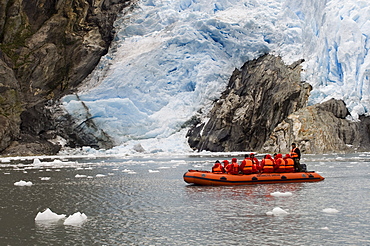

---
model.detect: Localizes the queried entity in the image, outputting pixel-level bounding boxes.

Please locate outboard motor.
[300,164,307,172]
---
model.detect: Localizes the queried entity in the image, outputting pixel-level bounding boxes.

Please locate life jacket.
[242,159,253,174]
[262,158,274,172]
[275,158,285,172]
[212,164,224,174]
[232,163,239,174]
[226,163,239,175]
[290,148,299,158]
[284,158,295,172]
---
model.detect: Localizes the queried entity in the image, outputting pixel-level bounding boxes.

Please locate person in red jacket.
[250,153,261,172]
[212,160,225,174]
[239,154,256,174]
[262,154,274,173]
[222,160,229,169]
[283,154,295,172]
[274,153,285,172]
[226,158,239,175]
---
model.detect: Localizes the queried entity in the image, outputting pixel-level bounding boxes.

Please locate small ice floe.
[158,166,170,169]
[321,227,330,230]
[14,180,33,186]
[45,169,52,172]
[266,207,289,216]
[108,173,114,176]
[63,212,87,226]
[23,171,28,174]
[40,177,51,181]
[35,208,66,221]
[55,169,61,172]
[122,168,137,174]
[75,174,87,178]
[33,158,42,165]
[322,208,339,213]
[96,174,106,177]
[87,176,94,179]
[270,191,293,197]
[4,172,10,175]
[148,169,160,173]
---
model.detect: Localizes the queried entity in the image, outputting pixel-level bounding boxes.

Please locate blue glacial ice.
[62,0,370,152]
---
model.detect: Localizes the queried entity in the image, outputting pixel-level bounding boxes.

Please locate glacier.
[62,0,370,153]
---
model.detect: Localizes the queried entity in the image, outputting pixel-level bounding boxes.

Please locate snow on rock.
[266,207,289,216]
[270,191,293,197]
[95,174,106,177]
[14,180,33,186]
[35,208,66,221]
[322,208,339,213]
[63,212,88,226]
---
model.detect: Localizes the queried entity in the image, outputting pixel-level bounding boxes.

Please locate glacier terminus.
[61,0,370,153]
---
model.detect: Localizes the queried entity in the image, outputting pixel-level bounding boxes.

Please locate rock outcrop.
[0,0,135,155]
[263,98,370,154]
[187,54,370,154]
[187,54,312,152]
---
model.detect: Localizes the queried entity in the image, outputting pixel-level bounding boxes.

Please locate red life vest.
[212,164,224,174]
[284,158,295,172]
[276,158,285,172]
[290,148,299,158]
[227,163,239,175]
[242,159,253,174]
[262,159,274,173]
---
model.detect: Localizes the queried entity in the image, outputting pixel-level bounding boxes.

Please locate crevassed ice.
[62,0,370,149]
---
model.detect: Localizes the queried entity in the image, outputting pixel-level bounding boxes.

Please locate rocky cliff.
[187,54,370,154]
[263,98,370,154]
[187,54,312,152]
[0,0,134,155]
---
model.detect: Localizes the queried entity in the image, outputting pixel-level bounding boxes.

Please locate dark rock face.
[0,0,134,155]
[187,54,312,152]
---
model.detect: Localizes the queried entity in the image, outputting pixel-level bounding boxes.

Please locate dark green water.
[0,153,369,245]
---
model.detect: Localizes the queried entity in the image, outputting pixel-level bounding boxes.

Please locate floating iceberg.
[322,208,339,213]
[63,212,88,226]
[270,191,293,197]
[14,180,33,186]
[35,208,66,221]
[266,207,289,216]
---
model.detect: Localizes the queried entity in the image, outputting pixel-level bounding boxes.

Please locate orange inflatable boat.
[183,170,325,186]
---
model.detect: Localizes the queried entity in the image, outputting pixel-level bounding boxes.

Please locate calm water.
[0,153,370,245]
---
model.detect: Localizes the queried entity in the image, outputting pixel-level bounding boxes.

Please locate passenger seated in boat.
[283,154,295,172]
[240,154,258,174]
[249,153,261,172]
[212,160,225,174]
[226,158,239,175]
[222,160,229,169]
[274,154,285,172]
[262,154,274,173]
